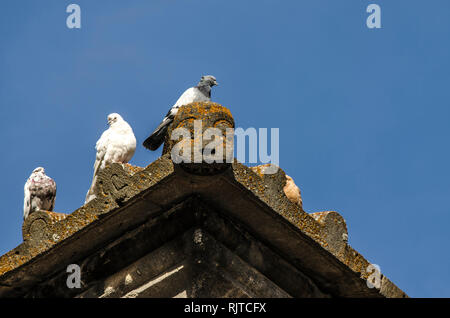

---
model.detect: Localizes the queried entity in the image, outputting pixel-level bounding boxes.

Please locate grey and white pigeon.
[23,167,57,220]
[85,113,137,204]
[143,75,218,151]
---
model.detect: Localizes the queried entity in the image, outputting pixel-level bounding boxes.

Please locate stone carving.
[162,102,235,175]
[22,210,67,244]
[1,102,408,298]
[94,163,135,205]
[310,211,349,256]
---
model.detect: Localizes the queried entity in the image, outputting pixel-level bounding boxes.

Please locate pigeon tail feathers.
[143,123,170,151]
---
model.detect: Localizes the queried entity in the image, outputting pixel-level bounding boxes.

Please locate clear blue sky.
[1,0,449,297]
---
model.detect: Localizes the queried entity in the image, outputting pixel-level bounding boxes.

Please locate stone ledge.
[0,102,407,298]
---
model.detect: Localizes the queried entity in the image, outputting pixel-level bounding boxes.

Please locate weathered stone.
[310,211,348,256]
[22,211,67,244]
[0,103,407,298]
[162,102,234,175]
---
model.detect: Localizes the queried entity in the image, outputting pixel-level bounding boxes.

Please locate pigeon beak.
[214,81,219,86]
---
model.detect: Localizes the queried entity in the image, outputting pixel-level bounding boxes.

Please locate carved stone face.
[163,102,235,175]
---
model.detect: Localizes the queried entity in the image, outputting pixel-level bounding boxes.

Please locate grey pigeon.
[85,113,136,204]
[143,75,218,151]
[23,167,57,220]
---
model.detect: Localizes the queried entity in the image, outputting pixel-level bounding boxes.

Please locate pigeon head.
[107,113,123,126]
[199,75,218,87]
[32,167,45,174]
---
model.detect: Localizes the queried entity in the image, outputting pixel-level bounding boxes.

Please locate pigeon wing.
[86,129,110,203]
[23,179,32,220]
[173,87,209,107]
[93,129,110,176]
[34,175,57,212]
[47,177,57,211]
[143,87,206,150]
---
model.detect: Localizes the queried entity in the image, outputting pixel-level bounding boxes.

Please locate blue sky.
[1,0,450,297]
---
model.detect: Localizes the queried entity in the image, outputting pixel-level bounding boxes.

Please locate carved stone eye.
[213,120,233,130]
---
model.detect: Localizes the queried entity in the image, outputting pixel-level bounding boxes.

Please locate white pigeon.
[85,113,137,204]
[23,167,57,220]
[143,75,218,150]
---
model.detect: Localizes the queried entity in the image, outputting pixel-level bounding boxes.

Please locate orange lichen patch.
[337,246,372,279]
[0,241,52,276]
[123,163,144,175]
[44,211,68,223]
[175,117,197,130]
[310,211,329,224]
[249,165,272,178]
[178,102,233,119]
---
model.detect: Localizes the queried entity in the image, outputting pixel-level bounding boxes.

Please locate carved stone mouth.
[179,161,231,176]
[162,102,235,158]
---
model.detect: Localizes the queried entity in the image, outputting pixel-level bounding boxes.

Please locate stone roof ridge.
[0,102,407,298]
